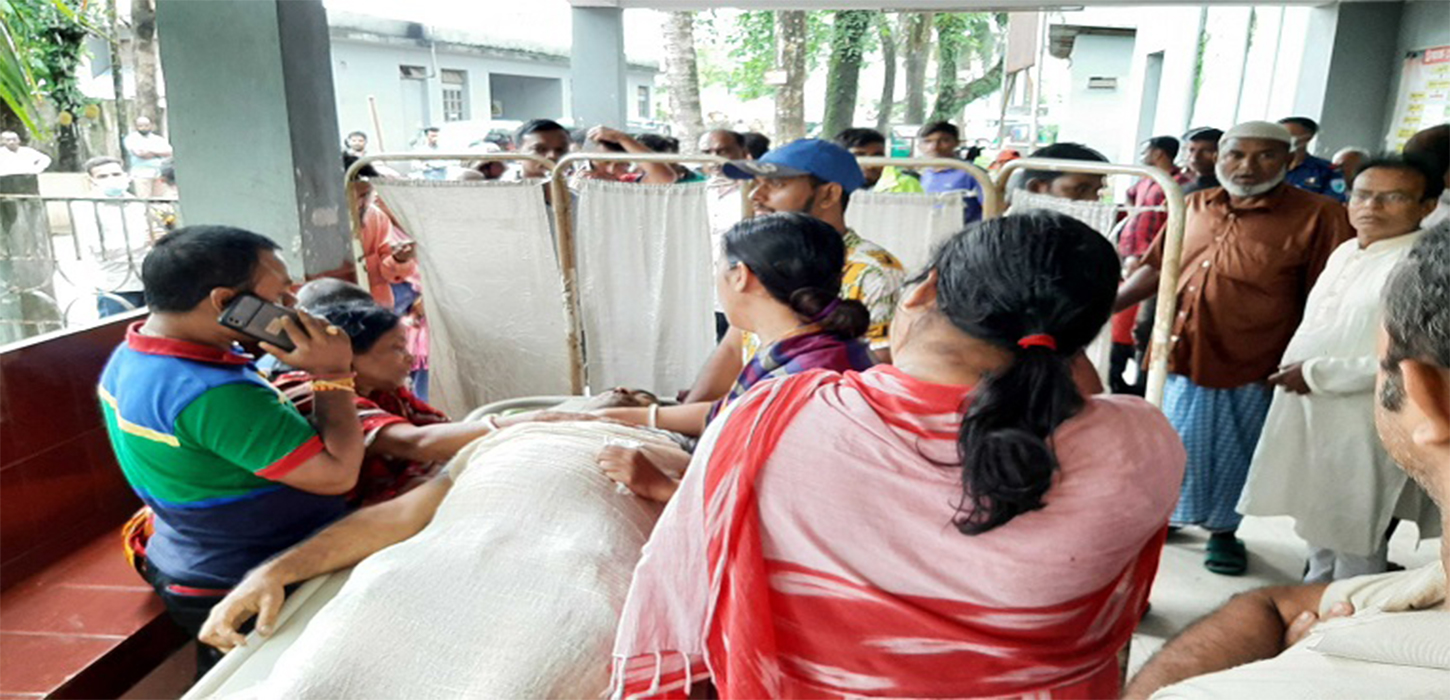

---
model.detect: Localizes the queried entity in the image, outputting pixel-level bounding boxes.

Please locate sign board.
[1387,46,1450,151]
[1005,12,1040,75]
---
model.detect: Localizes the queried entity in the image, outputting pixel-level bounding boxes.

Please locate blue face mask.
[103,185,129,197]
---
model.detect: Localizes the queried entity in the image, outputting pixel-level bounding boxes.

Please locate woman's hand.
[599,446,680,503]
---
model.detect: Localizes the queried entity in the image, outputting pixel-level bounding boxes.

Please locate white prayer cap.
[1222,120,1294,145]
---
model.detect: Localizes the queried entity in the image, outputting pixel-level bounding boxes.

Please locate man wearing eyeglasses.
[1239,156,1444,583]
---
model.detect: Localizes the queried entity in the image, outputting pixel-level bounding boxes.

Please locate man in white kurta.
[1239,159,1443,582]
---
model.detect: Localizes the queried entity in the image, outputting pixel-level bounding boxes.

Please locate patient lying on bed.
[199,398,680,699]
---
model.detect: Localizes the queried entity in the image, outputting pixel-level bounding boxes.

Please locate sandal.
[1204,536,1248,576]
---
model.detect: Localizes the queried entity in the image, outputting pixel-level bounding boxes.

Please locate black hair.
[346,130,367,142]
[142,225,281,313]
[635,133,676,153]
[341,152,380,178]
[1403,124,1449,180]
[1184,127,1223,144]
[835,127,887,150]
[1278,116,1320,135]
[159,160,176,186]
[918,121,959,140]
[296,277,375,313]
[918,212,1120,535]
[1358,155,1446,202]
[708,129,746,149]
[1018,142,1108,189]
[721,212,869,340]
[807,174,852,212]
[83,156,122,175]
[741,132,770,160]
[517,119,567,145]
[423,126,440,134]
[311,300,403,355]
[1380,229,1450,412]
[1145,136,1180,160]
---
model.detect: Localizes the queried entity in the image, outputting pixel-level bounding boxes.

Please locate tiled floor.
[1129,514,1443,675]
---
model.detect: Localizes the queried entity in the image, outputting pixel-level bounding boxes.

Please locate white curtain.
[573,179,715,394]
[844,190,968,273]
[374,180,571,417]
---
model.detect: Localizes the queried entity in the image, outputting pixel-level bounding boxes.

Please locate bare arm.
[588,126,679,184]
[596,401,713,437]
[198,476,453,651]
[263,314,366,495]
[684,327,745,403]
[370,420,496,463]
[1114,263,1161,313]
[1122,583,1330,699]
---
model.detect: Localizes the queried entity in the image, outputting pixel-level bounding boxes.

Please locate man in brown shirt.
[1116,120,1353,576]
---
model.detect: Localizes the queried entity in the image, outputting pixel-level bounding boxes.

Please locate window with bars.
[442,69,468,122]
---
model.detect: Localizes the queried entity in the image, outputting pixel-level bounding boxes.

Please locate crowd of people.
[93,112,1450,698]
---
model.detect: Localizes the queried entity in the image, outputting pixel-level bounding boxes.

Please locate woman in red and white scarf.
[611,212,1186,699]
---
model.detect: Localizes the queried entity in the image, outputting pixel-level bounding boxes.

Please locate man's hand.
[1282,601,1354,647]
[587,126,628,146]
[1268,363,1311,394]
[261,311,353,376]
[390,241,416,264]
[198,569,287,652]
[599,446,679,502]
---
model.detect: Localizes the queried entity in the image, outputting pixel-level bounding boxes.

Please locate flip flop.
[1204,536,1247,576]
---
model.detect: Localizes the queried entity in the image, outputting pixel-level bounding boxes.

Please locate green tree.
[2,0,99,170]
[929,12,1006,124]
[820,10,871,141]
[774,10,807,143]
[900,12,933,125]
[874,13,896,132]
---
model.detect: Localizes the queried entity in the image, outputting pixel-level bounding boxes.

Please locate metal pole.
[1027,10,1047,148]
[995,157,1187,407]
[858,156,1002,219]
[367,95,386,151]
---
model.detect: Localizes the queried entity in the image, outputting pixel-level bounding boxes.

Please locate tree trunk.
[875,14,897,133]
[820,10,871,142]
[930,14,964,124]
[107,0,127,156]
[132,0,162,130]
[774,10,807,144]
[663,11,704,152]
[902,12,933,125]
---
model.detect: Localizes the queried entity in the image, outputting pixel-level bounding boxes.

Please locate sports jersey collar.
[126,322,254,366]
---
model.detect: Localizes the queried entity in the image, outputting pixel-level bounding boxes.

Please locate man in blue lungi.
[1115,121,1354,575]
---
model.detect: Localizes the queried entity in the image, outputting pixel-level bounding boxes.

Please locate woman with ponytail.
[588,212,876,501]
[612,212,1186,699]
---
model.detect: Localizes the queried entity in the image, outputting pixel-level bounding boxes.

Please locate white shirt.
[1239,231,1441,556]
[123,131,171,176]
[68,199,154,293]
[0,146,51,176]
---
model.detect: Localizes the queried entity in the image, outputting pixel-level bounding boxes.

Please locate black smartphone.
[218,293,299,352]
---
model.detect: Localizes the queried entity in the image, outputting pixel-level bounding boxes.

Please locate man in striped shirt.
[99,225,364,675]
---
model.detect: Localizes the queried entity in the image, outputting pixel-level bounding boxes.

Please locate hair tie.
[810,298,842,323]
[1018,333,1057,351]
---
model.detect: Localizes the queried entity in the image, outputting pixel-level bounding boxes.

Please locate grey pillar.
[571,7,628,128]
[155,0,351,280]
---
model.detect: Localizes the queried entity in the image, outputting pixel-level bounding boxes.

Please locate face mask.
[102,185,129,197]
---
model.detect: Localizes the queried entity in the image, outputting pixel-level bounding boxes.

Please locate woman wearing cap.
[611,212,1186,699]
[587,212,877,502]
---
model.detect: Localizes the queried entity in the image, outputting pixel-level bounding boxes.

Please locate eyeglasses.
[1349,190,1418,206]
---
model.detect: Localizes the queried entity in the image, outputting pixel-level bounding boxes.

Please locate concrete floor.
[1128,514,1443,676]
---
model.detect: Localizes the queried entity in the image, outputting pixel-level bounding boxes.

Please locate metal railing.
[0,194,178,342]
[856,156,1002,219]
[994,158,1188,407]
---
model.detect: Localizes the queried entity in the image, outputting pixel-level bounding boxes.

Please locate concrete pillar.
[154,0,351,279]
[571,7,628,128]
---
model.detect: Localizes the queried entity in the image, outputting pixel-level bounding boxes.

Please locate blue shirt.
[920,167,984,223]
[1285,155,1347,203]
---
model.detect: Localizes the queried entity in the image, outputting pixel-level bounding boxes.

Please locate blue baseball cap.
[722,139,866,194]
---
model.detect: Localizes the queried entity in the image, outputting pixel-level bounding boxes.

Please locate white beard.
[1218,165,1286,197]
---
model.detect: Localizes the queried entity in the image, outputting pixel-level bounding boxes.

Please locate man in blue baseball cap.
[683,139,907,403]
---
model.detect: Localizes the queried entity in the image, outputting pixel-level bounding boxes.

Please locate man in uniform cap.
[1115,121,1354,575]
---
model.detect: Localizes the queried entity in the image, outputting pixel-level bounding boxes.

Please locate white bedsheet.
[573,179,716,395]
[844,189,967,273]
[249,422,678,699]
[373,180,571,416]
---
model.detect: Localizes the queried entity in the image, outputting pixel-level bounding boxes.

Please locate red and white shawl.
[611,365,1184,699]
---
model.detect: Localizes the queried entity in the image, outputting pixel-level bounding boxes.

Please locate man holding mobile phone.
[98,225,366,677]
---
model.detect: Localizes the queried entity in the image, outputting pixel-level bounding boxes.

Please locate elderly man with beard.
[1115,121,1353,576]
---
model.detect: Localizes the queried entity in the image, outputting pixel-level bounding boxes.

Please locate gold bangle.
[311,378,356,393]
